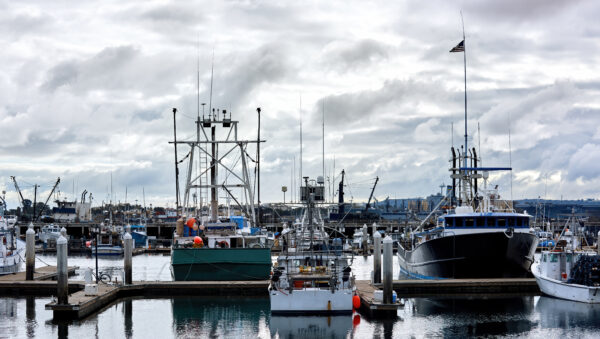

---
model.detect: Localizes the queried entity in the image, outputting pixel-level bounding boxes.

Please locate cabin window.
[507,218,515,227]
[497,219,506,227]
[522,217,529,228]
[465,218,474,227]
[456,218,464,227]
[542,253,547,262]
[550,254,558,263]
[475,217,485,227]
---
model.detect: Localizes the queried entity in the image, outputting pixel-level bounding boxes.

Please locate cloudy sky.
[1,0,600,209]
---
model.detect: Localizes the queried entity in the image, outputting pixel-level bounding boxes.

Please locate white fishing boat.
[531,213,600,303]
[39,224,69,244]
[0,196,25,275]
[91,244,124,256]
[269,177,355,314]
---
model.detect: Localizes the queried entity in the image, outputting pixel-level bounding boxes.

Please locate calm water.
[1,254,598,338]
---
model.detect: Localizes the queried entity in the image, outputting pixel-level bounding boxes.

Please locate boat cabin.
[442,213,530,229]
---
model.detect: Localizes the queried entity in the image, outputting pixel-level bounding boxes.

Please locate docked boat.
[170,108,271,281]
[531,216,600,303]
[352,227,369,250]
[39,224,69,244]
[269,177,355,314]
[1,196,25,275]
[91,244,124,256]
[129,224,148,248]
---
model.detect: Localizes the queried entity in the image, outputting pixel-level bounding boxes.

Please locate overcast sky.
[1,0,600,209]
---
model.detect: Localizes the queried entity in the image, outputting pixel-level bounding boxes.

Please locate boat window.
[550,254,558,262]
[456,218,464,227]
[497,219,506,227]
[474,217,484,227]
[567,253,572,262]
[542,253,546,262]
[522,218,529,227]
[465,218,474,227]
[507,218,515,227]
[484,218,491,227]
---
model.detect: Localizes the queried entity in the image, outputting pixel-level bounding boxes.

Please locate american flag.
[450,40,465,53]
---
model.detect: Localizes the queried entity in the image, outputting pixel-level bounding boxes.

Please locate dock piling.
[362,224,368,255]
[57,235,68,304]
[597,231,600,255]
[124,230,132,285]
[383,235,393,304]
[373,231,381,284]
[26,223,35,280]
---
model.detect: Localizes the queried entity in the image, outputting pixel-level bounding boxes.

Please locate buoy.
[194,236,202,244]
[186,218,196,228]
[353,314,361,327]
[561,272,567,280]
[85,241,91,248]
[353,295,361,309]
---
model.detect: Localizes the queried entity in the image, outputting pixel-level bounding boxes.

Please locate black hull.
[398,231,538,279]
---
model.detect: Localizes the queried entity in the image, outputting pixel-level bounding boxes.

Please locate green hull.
[171,247,272,281]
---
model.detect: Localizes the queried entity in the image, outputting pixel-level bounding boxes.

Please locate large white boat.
[1,196,25,275]
[531,215,600,303]
[269,177,355,314]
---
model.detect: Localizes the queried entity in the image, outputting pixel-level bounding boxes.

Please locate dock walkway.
[45,280,270,320]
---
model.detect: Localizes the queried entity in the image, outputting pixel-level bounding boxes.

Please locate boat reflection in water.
[536,296,600,329]
[269,315,353,339]
[171,296,269,337]
[409,296,536,337]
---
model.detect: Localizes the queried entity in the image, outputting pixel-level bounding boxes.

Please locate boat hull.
[531,262,600,304]
[269,287,353,314]
[170,247,271,281]
[398,231,538,279]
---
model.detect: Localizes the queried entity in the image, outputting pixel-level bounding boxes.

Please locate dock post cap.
[28,222,34,229]
[123,232,132,240]
[60,227,67,237]
[27,224,35,234]
[57,235,67,245]
[383,235,393,244]
[373,231,381,239]
[372,222,377,226]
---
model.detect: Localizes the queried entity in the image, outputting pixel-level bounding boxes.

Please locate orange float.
[352,295,361,309]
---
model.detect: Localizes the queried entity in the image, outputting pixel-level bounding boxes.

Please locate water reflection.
[26,296,36,338]
[409,296,536,337]
[171,296,269,337]
[536,296,600,330]
[269,315,353,339]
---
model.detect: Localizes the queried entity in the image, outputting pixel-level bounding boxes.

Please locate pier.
[44,280,269,320]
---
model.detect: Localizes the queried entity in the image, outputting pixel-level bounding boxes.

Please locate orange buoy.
[186,218,196,228]
[352,295,361,309]
[194,236,202,244]
[353,314,361,327]
[85,241,91,248]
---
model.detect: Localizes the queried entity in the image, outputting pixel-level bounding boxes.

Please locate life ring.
[250,242,263,249]
[218,241,229,248]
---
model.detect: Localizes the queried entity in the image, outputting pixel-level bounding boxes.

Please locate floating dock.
[355,280,402,317]
[392,278,540,296]
[45,280,270,320]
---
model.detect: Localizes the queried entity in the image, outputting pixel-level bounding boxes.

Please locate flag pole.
[461,11,468,172]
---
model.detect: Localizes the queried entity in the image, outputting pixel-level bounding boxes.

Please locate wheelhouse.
[443,214,530,229]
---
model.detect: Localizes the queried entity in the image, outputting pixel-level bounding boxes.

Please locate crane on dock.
[365,176,379,212]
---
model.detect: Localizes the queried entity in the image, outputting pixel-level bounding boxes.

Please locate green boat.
[169,107,271,281]
[171,246,271,281]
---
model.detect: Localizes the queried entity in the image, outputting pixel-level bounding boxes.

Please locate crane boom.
[365,176,379,212]
[10,176,25,208]
[35,177,60,222]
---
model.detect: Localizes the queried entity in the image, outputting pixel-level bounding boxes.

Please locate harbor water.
[1,254,599,338]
